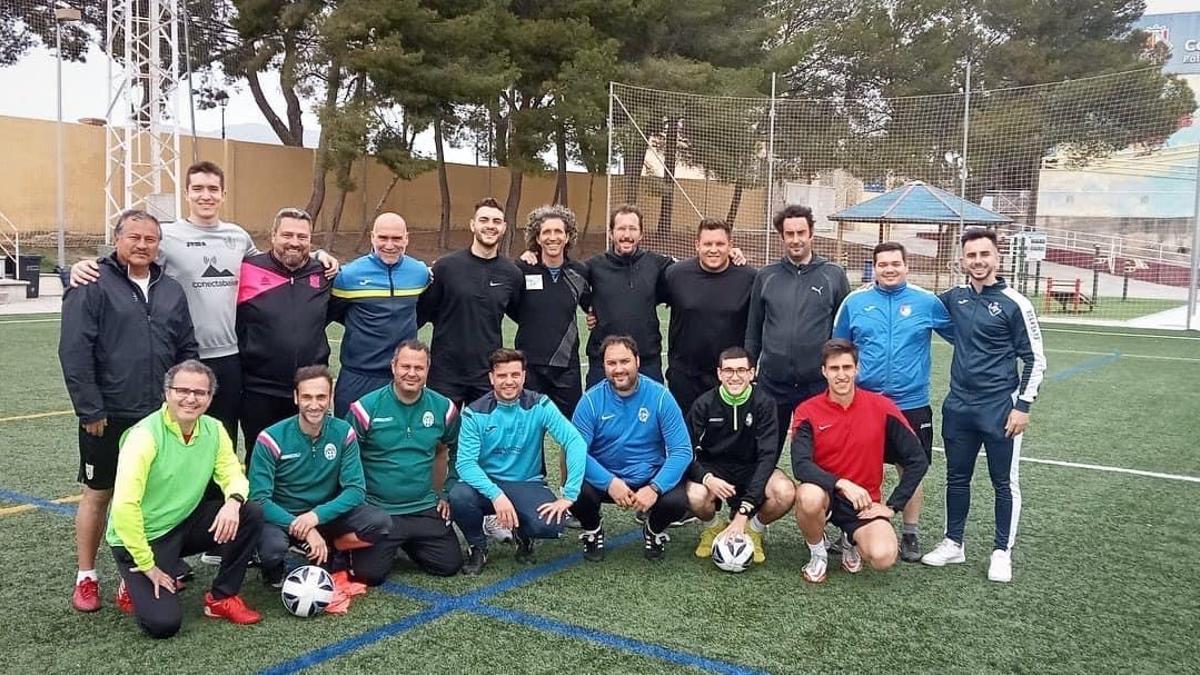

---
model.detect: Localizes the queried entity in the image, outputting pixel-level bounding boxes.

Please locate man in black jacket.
[685,347,794,564]
[236,208,332,459]
[59,209,198,613]
[746,205,850,451]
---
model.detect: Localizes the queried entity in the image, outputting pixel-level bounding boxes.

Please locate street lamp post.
[54,4,82,272]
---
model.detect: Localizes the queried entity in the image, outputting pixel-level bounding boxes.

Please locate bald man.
[330,213,432,416]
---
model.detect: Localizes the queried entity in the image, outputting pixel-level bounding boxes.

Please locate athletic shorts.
[884,405,934,465]
[77,416,142,490]
[824,489,890,545]
[700,464,756,515]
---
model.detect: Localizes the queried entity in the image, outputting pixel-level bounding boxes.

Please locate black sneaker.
[643,523,668,561]
[900,532,922,563]
[513,528,535,564]
[262,565,285,589]
[461,546,488,575]
[579,528,605,562]
[669,515,699,528]
[563,514,583,530]
[288,542,312,559]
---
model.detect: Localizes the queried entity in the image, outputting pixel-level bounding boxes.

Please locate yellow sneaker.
[694,521,727,558]
[746,528,766,563]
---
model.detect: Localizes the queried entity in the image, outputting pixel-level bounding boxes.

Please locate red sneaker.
[72,578,101,612]
[203,592,261,625]
[115,580,134,614]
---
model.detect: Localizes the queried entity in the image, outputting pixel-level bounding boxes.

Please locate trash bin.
[3,255,42,298]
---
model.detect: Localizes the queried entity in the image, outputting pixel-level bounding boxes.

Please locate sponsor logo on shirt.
[810,286,824,295]
[324,443,337,461]
[957,298,970,305]
[600,414,616,421]
[818,423,832,431]
[488,280,504,287]
[637,407,650,423]
[186,241,206,248]
[422,411,435,428]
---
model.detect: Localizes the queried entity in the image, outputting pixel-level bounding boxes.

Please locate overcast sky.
[0,0,1194,157]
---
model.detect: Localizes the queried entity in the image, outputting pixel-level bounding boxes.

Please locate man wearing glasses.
[236,208,334,460]
[59,209,198,613]
[684,347,794,563]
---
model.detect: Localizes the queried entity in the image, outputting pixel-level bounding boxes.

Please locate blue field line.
[463,529,641,603]
[473,604,769,675]
[0,487,77,515]
[1049,350,1121,381]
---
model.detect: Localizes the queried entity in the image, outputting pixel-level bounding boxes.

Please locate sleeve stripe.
[445,401,459,426]
[1002,288,1047,403]
[257,432,282,459]
[350,401,370,430]
[345,427,357,445]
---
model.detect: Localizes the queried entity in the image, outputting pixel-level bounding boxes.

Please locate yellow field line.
[0,410,74,423]
[0,493,82,518]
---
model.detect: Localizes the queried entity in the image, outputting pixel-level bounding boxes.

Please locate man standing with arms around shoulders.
[832,241,953,561]
[746,205,850,451]
[59,209,198,612]
[685,347,794,564]
[329,212,430,418]
[791,340,928,583]
[451,349,589,574]
[107,360,264,637]
[347,341,464,583]
[921,229,1046,583]
[663,218,757,415]
[418,198,523,408]
[571,336,693,562]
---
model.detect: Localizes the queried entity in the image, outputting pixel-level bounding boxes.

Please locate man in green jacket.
[248,366,391,587]
[346,340,464,583]
[107,360,263,638]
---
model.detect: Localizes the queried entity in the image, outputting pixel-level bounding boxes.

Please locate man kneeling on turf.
[791,339,928,583]
[451,349,588,574]
[686,347,795,563]
[571,335,692,561]
[108,360,262,637]
[249,366,391,591]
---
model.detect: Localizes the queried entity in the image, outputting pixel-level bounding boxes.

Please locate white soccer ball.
[281,565,335,617]
[711,533,755,573]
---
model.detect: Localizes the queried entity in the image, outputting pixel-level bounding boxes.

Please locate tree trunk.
[554,122,569,206]
[581,173,596,240]
[726,183,744,225]
[324,165,353,252]
[435,115,452,252]
[245,68,303,147]
[657,117,679,237]
[356,173,401,251]
[503,166,523,256]
[305,60,343,220]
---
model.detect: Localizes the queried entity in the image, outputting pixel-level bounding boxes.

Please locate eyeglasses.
[719,367,752,377]
[169,386,211,399]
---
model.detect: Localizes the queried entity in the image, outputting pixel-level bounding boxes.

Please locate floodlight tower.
[104,0,182,243]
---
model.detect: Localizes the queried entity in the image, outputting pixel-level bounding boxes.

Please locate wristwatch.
[649,483,662,495]
[229,493,245,503]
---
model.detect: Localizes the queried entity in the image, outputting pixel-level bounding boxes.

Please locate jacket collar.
[605,248,646,266]
[874,281,908,295]
[157,403,209,444]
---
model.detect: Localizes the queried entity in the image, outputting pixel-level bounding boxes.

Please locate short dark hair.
[873,241,906,262]
[489,348,527,370]
[114,209,162,238]
[164,359,217,395]
[294,364,332,390]
[771,205,813,235]
[821,338,859,366]
[473,197,504,215]
[696,217,732,239]
[186,161,225,190]
[392,339,431,361]
[600,334,639,360]
[961,228,998,247]
[609,204,643,231]
[718,346,754,367]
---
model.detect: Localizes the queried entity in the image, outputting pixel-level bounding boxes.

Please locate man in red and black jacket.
[236,208,333,459]
[791,338,928,584]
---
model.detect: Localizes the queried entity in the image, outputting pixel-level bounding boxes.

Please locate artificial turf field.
[1,313,1198,674]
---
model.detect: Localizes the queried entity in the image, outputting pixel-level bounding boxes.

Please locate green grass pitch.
[1,313,1198,674]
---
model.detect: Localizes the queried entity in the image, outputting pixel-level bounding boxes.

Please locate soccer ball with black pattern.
[281,565,335,617]
[711,533,755,573]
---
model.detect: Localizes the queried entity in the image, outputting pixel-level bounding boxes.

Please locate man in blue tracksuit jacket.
[833,241,953,561]
[921,229,1046,584]
[451,349,588,574]
[329,213,430,417]
[571,335,692,562]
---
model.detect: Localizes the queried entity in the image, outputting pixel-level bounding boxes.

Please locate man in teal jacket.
[248,366,391,586]
[451,349,587,574]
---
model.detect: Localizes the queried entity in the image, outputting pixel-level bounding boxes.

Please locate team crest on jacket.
[324,443,337,460]
[309,274,321,288]
[637,407,650,423]
[988,301,1002,317]
[422,411,435,428]
[899,304,912,317]
[745,412,753,426]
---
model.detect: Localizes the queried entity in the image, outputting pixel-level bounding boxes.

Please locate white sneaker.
[921,538,966,567]
[803,553,828,583]
[482,515,513,543]
[841,540,862,574]
[988,549,1012,583]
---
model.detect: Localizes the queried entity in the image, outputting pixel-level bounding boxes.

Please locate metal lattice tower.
[105,0,182,242]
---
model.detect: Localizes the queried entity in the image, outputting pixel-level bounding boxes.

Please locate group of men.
[58,159,1045,640]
